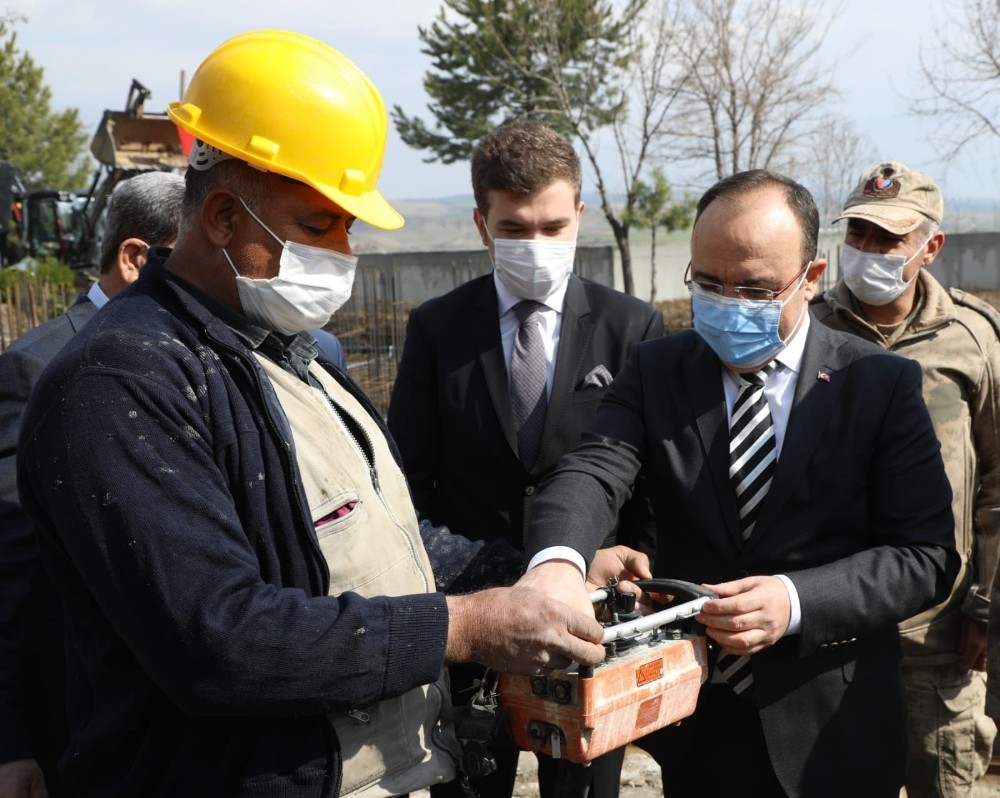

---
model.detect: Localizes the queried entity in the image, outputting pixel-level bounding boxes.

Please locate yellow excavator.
[2,79,188,270]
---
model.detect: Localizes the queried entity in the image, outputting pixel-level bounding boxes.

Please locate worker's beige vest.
[257,357,461,798]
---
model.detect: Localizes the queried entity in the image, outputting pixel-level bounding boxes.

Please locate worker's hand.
[958,617,988,672]
[587,546,652,595]
[0,759,48,798]
[696,575,790,656]
[445,584,605,673]
[516,558,594,618]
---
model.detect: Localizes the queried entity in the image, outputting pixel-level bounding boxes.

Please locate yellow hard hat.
[168,29,403,231]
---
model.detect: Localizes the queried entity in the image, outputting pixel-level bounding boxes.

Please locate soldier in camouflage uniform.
[812,161,1000,798]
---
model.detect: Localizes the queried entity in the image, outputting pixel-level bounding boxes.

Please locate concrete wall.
[354,245,616,307]
[931,232,1000,290]
[618,230,1000,300]
[614,231,847,302]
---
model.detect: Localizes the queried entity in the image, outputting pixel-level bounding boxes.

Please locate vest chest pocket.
[313,491,362,539]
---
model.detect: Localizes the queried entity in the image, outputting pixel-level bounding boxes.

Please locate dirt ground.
[510,748,661,798]
[414,748,1000,798]
[411,747,662,798]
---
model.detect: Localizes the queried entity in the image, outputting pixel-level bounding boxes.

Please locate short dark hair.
[471,122,582,216]
[99,171,185,273]
[180,160,270,235]
[695,169,819,263]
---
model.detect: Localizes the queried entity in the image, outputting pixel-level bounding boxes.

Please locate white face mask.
[225,197,358,335]
[840,237,929,306]
[485,225,577,302]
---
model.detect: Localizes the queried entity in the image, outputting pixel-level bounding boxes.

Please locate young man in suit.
[517,169,959,797]
[387,121,663,798]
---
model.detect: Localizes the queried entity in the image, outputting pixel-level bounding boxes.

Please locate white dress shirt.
[87,281,111,310]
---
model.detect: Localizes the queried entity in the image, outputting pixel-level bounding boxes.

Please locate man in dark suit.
[387,122,663,798]
[518,169,959,797]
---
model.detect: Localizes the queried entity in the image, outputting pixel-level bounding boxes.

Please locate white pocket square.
[579,364,614,389]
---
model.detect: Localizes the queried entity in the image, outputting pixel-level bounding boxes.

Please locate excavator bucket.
[89,110,188,171]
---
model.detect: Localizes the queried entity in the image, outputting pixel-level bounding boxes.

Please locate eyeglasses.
[683,261,811,303]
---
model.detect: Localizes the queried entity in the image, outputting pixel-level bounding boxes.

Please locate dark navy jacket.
[16,253,512,797]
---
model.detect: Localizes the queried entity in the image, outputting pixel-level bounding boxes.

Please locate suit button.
[524,486,536,496]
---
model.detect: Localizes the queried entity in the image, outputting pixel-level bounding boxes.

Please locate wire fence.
[0,279,73,351]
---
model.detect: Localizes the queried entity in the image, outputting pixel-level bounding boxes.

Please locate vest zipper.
[319,392,380,492]
[315,386,428,594]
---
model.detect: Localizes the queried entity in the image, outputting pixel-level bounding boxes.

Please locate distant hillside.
[350,192,1000,254]
[351,193,634,254]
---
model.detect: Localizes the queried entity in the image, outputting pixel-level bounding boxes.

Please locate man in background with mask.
[13,33,640,798]
[812,161,1000,798]
[387,121,663,798]
[516,169,958,797]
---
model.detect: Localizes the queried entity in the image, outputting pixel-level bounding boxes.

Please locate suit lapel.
[472,278,518,455]
[67,293,97,332]
[534,276,592,472]
[750,323,845,540]
[686,337,743,548]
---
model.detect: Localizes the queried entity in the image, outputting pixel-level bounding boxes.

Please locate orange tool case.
[497,580,715,764]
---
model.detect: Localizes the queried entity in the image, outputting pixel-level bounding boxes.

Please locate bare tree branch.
[664,0,841,182]
[909,0,1000,160]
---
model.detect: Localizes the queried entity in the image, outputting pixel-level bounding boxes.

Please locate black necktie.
[716,363,776,694]
[510,301,548,468]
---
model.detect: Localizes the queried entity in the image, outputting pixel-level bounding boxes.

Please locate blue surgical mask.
[691,269,808,369]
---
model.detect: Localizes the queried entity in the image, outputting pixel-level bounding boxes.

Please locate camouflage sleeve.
[964,318,1000,621]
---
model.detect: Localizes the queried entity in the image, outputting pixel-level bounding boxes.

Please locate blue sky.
[10,0,998,207]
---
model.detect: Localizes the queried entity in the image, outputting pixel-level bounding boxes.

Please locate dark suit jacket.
[525,323,958,797]
[0,294,95,786]
[387,273,664,551]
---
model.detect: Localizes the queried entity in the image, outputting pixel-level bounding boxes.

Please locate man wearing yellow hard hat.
[15,30,645,797]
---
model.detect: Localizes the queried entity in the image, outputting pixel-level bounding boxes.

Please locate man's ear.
[922,230,946,267]
[202,189,241,247]
[802,258,828,301]
[116,238,149,284]
[472,208,490,247]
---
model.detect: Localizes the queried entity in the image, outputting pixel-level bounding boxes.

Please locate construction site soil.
[413,746,1000,798]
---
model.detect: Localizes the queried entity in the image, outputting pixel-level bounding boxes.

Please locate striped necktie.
[716,362,776,695]
[510,300,548,468]
[729,363,776,541]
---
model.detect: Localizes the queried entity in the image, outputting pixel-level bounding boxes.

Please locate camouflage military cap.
[834,161,943,235]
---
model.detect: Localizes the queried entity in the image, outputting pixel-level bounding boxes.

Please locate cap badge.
[863,167,900,199]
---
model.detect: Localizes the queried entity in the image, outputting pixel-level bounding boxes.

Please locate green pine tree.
[392,0,638,165]
[0,21,91,189]
[627,167,695,302]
